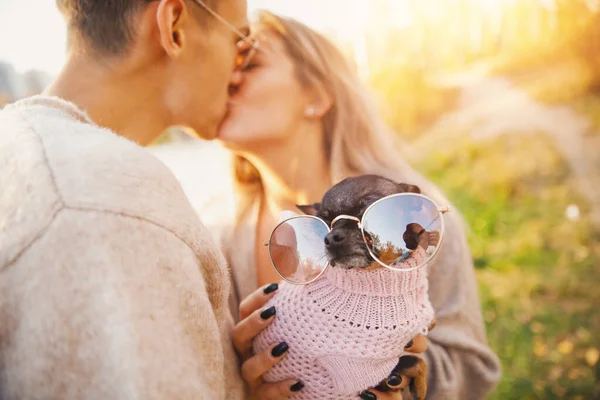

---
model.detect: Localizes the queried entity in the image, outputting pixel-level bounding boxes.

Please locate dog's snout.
[325,231,346,248]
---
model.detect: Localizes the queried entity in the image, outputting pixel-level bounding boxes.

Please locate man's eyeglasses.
[192,0,259,70]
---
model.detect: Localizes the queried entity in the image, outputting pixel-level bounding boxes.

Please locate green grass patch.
[411,132,600,399]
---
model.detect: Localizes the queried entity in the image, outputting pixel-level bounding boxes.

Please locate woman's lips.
[227,98,242,107]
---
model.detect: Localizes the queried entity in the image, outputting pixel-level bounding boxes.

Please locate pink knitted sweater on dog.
[253,247,435,399]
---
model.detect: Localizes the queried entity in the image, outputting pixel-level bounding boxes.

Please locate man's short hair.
[56,0,218,55]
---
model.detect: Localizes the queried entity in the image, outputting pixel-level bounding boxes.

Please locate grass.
[410,132,600,399]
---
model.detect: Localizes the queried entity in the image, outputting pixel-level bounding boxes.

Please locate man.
[0,1,254,398]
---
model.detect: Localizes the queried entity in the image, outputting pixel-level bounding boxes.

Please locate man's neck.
[45,54,168,146]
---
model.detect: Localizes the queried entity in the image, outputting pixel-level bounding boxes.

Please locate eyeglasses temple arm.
[194,0,258,48]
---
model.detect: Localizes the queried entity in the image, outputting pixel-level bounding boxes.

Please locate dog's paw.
[370,355,428,399]
[392,355,427,400]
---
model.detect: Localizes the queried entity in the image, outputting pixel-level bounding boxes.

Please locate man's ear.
[156,0,186,58]
[397,183,421,194]
[296,203,321,216]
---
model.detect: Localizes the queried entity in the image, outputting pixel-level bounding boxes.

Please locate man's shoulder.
[0,97,212,267]
[4,99,180,208]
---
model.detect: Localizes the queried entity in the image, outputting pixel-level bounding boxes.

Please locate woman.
[212,10,501,400]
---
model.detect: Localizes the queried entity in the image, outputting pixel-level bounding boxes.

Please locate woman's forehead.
[251,29,284,56]
[249,28,297,72]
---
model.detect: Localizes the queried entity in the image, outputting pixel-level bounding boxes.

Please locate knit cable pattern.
[253,247,435,399]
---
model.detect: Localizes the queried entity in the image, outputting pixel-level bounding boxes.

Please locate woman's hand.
[232,283,304,399]
[359,319,436,400]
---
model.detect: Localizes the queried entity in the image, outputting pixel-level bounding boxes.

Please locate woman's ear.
[303,83,333,118]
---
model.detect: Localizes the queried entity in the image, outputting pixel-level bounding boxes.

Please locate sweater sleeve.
[416,214,502,400]
[0,208,230,400]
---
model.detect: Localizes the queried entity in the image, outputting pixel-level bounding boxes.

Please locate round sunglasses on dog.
[265,193,449,285]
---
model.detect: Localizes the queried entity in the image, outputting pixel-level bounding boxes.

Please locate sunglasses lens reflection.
[268,217,329,284]
[362,195,443,270]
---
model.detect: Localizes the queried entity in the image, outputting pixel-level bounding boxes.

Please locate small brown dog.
[296,174,438,399]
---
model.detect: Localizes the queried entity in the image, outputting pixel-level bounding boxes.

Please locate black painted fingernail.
[404,339,414,349]
[264,283,279,294]
[359,391,377,400]
[260,306,276,320]
[271,342,289,357]
[290,381,304,392]
[387,375,403,387]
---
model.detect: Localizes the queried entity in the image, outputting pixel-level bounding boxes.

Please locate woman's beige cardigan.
[153,140,503,400]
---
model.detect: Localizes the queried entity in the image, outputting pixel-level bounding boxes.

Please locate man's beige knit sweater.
[0,96,246,399]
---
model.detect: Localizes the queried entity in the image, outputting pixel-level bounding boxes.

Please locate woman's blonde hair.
[233,10,450,213]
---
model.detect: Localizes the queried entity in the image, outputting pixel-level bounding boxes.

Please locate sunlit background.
[1,1,599,399]
[0,0,373,75]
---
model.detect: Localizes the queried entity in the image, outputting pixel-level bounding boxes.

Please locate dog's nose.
[324,231,345,248]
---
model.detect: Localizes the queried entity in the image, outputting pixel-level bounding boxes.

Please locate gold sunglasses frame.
[265,193,450,285]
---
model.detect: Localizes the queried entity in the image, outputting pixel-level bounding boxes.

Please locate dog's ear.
[296,203,321,216]
[397,183,421,194]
